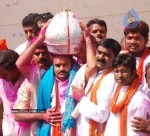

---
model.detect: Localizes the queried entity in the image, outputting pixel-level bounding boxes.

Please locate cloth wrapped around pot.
[45,9,83,55]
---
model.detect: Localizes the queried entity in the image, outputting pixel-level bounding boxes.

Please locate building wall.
[0,0,150,49]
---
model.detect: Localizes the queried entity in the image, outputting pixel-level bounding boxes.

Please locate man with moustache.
[15,38,51,110]
[14,20,79,136]
[14,22,52,135]
[32,45,51,70]
[37,53,79,136]
[70,35,121,135]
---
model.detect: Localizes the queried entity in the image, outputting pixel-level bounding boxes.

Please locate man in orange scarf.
[104,53,150,136]
[69,24,121,136]
[123,20,150,94]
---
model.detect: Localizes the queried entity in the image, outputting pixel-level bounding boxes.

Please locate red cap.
[0,39,8,50]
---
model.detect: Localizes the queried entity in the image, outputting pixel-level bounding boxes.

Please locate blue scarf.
[62,61,78,132]
[37,61,79,136]
[37,65,54,136]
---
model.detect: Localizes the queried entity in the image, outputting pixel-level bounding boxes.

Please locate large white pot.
[45,9,83,55]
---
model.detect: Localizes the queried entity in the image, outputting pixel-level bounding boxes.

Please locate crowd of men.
[0,10,150,136]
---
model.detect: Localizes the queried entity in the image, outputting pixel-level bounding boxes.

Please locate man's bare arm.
[79,21,97,83]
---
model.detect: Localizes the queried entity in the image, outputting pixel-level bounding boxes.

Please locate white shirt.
[104,85,150,136]
[136,54,150,95]
[70,64,116,136]
[15,41,29,55]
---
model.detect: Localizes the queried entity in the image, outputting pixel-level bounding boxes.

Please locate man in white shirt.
[70,35,121,135]
[15,13,40,55]
[104,53,150,136]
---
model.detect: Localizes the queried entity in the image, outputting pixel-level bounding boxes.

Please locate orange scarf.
[52,82,61,136]
[52,82,76,136]
[89,68,112,136]
[110,77,140,136]
[137,47,149,81]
